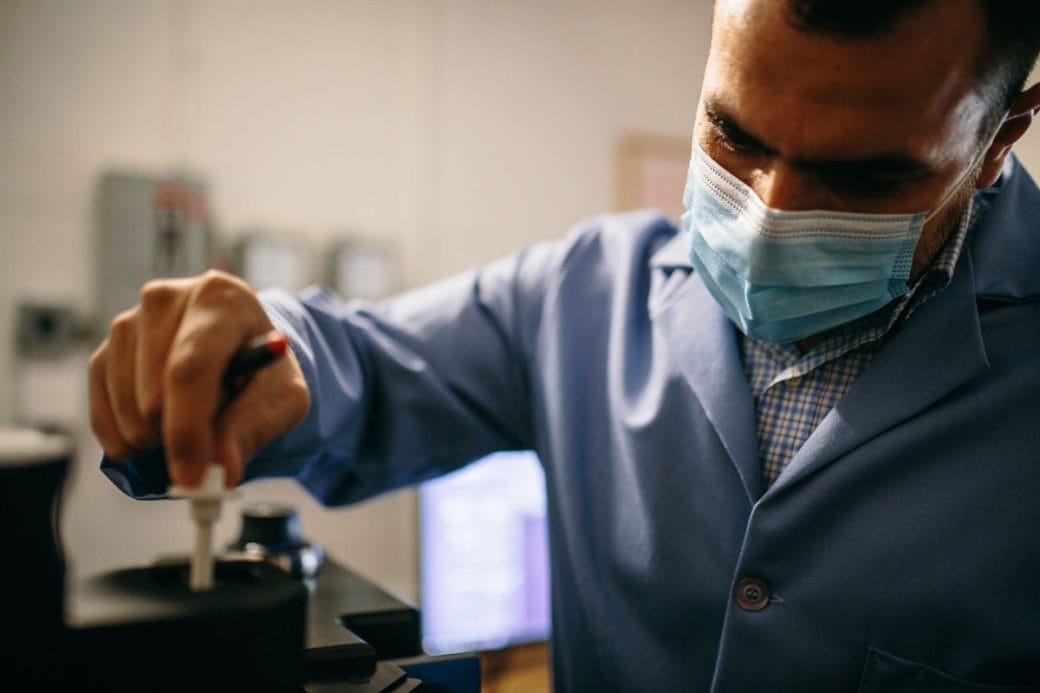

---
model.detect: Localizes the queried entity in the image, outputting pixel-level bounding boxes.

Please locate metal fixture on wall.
[325,236,400,301]
[94,171,219,336]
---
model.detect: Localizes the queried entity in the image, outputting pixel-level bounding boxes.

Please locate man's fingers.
[135,277,194,427]
[162,341,222,487]
[88,269,286,488]
[162,271,275,486]
[103,310,161,452]
[88,342,135,460]
[213,351,311,487]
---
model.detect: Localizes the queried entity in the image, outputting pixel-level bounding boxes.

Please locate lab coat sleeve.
[103,236,564,506]
[250,241,561,506]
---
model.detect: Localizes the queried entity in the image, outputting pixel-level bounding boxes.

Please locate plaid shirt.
[742,200,979,486]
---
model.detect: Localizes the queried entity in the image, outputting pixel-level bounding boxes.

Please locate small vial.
[169,466,226,591]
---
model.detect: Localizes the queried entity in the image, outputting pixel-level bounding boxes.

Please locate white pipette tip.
[169,465,227,591]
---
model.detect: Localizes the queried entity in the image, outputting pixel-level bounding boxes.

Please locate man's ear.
[977,82,1040,188]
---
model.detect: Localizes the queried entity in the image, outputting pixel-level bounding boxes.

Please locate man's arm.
[92,241,559,505]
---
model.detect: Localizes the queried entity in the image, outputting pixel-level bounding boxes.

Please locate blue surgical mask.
[682,144,972,343]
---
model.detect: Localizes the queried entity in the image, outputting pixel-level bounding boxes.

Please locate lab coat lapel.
[652,268,763,502]
[767,250,989,496]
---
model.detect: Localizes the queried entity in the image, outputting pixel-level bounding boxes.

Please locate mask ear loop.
[922,118,1004,223]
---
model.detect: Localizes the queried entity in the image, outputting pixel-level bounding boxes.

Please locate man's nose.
[753,165,817,212]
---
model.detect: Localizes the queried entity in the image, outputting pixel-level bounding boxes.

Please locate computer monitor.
[418,450,550,655]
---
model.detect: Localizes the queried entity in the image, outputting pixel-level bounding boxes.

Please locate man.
[90,0,1040,689]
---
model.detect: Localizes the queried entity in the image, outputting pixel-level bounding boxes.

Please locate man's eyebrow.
[703,100,934,179]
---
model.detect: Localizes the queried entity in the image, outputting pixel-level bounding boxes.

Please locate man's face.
[696,0,993,278]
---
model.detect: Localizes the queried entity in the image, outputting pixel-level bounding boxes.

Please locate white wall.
[0,0,712,602]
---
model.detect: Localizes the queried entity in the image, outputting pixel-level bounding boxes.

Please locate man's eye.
[710,128,764,156]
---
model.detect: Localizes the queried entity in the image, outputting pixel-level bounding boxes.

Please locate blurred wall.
[0,0,712,601]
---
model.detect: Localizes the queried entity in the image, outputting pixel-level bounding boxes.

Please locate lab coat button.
[735,577,770,611]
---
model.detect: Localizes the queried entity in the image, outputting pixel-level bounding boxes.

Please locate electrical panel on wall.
[95,172,217,333]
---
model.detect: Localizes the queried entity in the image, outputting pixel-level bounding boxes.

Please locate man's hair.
[786,0,1040,136]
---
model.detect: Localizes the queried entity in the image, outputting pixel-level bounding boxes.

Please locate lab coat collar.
[649,228,693,271]
[650,260,763,503]
[967,155,1040,301]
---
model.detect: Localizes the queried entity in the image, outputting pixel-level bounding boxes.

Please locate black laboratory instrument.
[0,427,478,691]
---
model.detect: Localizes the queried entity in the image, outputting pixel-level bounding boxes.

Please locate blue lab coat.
[107,158,1040,691]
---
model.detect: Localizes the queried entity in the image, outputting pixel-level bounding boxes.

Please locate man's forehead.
[704,0,990,164]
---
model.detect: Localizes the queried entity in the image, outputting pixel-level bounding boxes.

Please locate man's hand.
[88,270,311,488]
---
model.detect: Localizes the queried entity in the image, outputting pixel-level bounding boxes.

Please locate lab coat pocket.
[857,648,1040,693]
